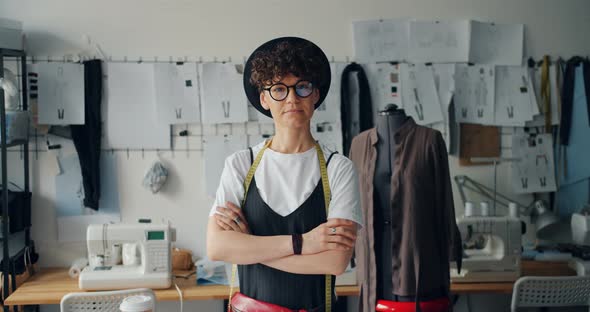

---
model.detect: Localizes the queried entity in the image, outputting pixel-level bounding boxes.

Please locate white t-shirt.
[209,140,363,227]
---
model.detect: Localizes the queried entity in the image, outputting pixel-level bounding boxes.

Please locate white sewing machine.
[79,223,176,290]
[451,216,522,283]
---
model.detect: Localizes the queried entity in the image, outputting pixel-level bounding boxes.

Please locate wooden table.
[450,260,577,295]
[4,268,360,306]
[4,260,576,306]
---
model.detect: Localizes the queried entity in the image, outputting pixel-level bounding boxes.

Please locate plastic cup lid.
[119,295,153,312]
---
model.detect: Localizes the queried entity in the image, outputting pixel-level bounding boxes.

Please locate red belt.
[230,292,322,312]
[376,298,450,312]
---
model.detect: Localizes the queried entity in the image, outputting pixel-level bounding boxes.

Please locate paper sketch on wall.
[33,62,85,125]
[311,122,343,154]
[431,64,456,151]
[408,20,470,63]
[154,63,201,124]
[199,63,249,124]
[453,65,495,125]
[203,135,248,197]
[527,64,561,127]
[469,21,524,65]
[364,63,403,113]
[352,18,409,62]
[494,66,536,126]
[56,143,121,242]
[511,133,557,194]
[313,62,347,123]
[400,64,443,125]
[104,63,171,149]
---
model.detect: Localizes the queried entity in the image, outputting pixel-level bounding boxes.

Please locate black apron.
[238,146,337,311]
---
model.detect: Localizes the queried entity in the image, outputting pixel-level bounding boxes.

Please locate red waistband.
[376,298,450,312]
[231,292,322,312]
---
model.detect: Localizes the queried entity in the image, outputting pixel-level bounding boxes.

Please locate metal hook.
[124,56,128,63]
[142,148,145,159]
[169,56,173,64]
[126,148,130,159]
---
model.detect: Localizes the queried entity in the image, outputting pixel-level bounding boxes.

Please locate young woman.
[207,37,362,311]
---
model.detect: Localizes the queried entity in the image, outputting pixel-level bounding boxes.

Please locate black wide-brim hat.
[243,37,331,118]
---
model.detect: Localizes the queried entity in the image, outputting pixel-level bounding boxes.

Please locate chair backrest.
[511,275,590,312]
[60,288,156,312]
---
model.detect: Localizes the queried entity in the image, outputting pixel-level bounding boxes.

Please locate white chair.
[60,288,156,312]
[511,276,590,311]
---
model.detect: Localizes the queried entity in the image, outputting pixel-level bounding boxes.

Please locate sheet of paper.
[313,62,347,123]
[34,62,85,125]
[104,63,171,149]
[453,65,495,124]
[199,63,249,124]
[400,64,443,125]
[312,122,343,154]
[203,135,248,197]
[494,66,536,126]
[431,64,455,151]
[511,133,557,194]
[154,63,201,124]
[469,21,524,66]
[352,19,409,62]
[364,63,403,113]
[432,63,456,117]
[408,20,470,63]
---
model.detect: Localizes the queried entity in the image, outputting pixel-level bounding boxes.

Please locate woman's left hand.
[214,201,250,234]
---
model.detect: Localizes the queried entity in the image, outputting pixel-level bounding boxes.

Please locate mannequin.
[350,103,462,312]
[374,104,408,300]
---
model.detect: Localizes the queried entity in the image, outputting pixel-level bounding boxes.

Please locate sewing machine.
[451,216,522,283]
[79,223,176,290]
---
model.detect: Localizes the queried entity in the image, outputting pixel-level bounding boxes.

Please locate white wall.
[2,0,590,311]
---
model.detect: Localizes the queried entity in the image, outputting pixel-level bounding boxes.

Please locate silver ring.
[330,227,337,234]
[234,217,241,225]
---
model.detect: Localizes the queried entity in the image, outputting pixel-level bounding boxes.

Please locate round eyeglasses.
[263,80,315,101]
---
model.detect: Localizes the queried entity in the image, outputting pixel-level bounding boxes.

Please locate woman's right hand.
[302,218,357,255]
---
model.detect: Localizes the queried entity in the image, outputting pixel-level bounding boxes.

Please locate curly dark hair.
[249,40,327,92]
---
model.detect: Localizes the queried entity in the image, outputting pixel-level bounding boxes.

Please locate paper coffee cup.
[119,295,153,312]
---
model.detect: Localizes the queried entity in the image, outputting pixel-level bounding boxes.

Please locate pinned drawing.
[511,132,557,194]
[352,19,409,62]
[453,65,495,125]
[199,63,249,124]
[494,66,536,126]
[400,64,443,125]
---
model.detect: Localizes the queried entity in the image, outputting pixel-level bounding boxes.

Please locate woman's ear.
[260,92,271,110]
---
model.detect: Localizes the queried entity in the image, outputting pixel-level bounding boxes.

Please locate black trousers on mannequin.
[70,60,102,210]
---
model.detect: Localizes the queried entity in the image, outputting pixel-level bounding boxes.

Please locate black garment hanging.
[238,150,337,311]
[70,60,102,210]
[560,57,590,146]
[341,63,373,156]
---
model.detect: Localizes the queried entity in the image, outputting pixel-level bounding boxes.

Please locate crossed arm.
[206,202,357,276]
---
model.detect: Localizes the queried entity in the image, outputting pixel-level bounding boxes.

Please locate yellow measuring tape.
[227,139,333,312]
